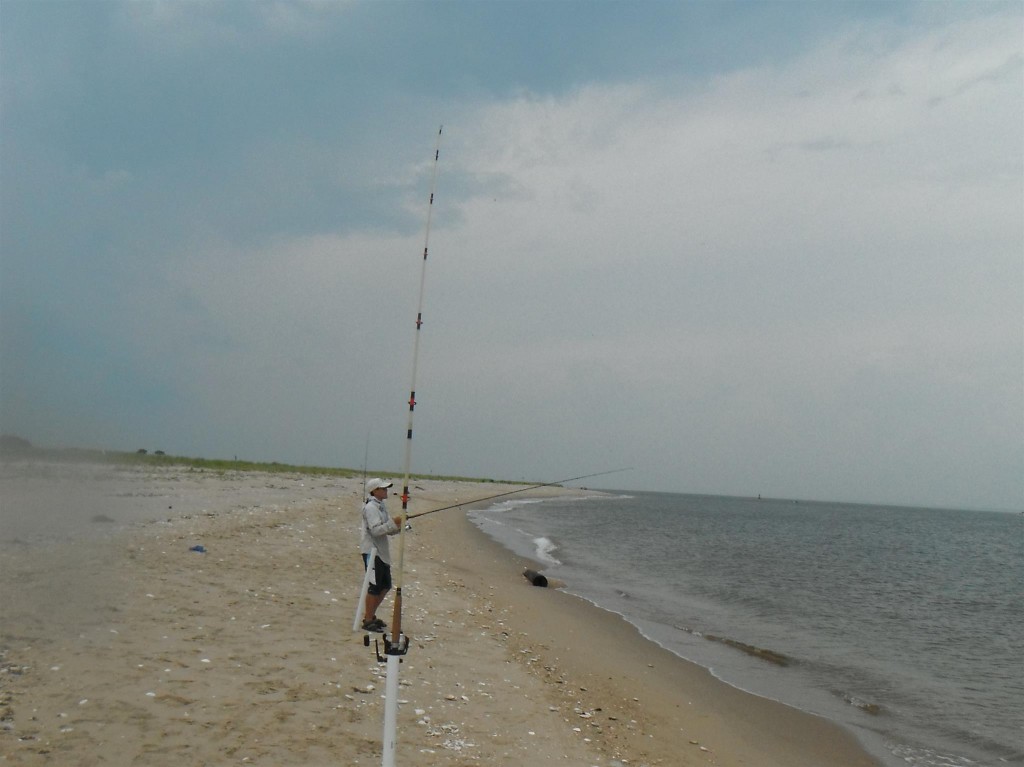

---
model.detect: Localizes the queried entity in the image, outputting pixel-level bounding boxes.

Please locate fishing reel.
[365,631,410,662]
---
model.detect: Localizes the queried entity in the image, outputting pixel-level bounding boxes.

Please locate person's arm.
[364,505,398,537]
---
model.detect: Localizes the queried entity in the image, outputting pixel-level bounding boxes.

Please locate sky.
[1,1,1021,511]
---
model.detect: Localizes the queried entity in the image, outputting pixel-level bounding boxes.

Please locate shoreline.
[445,498,881,767]
[1,466,881,765]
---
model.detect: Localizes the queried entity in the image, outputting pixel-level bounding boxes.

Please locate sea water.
[468,492,1024,767]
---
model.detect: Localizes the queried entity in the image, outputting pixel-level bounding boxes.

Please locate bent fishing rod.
[406,467,633,520]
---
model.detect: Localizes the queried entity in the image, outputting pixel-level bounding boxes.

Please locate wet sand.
[0,463,879,765]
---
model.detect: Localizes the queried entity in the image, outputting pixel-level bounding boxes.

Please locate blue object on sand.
[189,545,206,553]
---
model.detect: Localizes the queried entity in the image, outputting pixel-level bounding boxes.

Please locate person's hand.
[393,516,403,527]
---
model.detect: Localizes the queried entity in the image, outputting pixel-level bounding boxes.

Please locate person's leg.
[364,589,385,623]
[363,557,392,626]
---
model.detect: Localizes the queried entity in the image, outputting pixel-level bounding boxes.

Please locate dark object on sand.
[523,569,548,587]
[189,545,206,553]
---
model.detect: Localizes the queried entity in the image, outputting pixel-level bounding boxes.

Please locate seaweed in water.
[704,634,791,667]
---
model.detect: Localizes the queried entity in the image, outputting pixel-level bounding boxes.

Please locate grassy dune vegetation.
[0,436,508,485]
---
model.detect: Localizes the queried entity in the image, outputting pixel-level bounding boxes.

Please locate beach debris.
[189,545,206,553]
[842,693,883,715]
[523,568,549,587]
[425,722,473,752]
[704,634,789,666]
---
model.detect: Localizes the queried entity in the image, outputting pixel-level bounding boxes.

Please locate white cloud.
[3,2,1019,507]
[404,10,1022,505]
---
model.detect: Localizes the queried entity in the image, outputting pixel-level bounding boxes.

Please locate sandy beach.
[1,463,880,766]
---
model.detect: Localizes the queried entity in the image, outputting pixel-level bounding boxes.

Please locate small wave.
[889,743,979,767]
[836,691,884,715]
[533,536,561,565]
[703,634,791,667]
[482,497,550,513]
[467,512,506,529]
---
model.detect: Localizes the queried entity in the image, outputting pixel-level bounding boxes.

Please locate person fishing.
[360,478,403,633]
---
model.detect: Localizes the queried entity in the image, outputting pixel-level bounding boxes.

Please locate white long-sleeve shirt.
[360,497,399,563]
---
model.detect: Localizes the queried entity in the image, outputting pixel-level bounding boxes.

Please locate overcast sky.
[1,1,1021,511]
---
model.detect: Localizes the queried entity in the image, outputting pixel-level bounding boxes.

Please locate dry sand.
[1,464,880,766]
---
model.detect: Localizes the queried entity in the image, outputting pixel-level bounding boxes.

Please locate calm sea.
[468,492,1024,767]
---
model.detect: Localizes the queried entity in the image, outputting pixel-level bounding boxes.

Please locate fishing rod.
[362,432,370,501]
[406,467,633,520]
[352,433,374,633]
[372,126,442,767]
[391,125,441,647]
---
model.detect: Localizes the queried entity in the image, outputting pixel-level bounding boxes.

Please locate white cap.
[365,478,394,494]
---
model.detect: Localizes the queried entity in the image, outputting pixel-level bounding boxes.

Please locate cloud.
[409,10,1022,504]
[114,0,357,48]
[1,2,1020,508]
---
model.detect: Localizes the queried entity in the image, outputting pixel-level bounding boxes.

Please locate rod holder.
[373,634,410,662]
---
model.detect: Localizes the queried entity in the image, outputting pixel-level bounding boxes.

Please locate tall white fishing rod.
[352,433,374,633]
[374,125,443,767]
